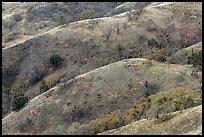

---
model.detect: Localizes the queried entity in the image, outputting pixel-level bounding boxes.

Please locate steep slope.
[2,58,202,135]
[99,105,202,135]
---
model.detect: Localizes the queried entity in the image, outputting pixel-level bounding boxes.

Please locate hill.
[2,2,202,135]
[2,58,202,135]
[2,2,202,117]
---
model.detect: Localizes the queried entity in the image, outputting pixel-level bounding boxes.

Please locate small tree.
[49,55,63,68]
[102,23,113,41]
[113,21,124,35]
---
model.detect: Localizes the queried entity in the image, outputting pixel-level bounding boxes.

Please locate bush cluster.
[89,111,123,134]
[39,80,49,93]
[12,94,28,111]
[147,87,201,120]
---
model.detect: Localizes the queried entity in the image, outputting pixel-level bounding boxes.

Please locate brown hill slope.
[2,2,202,117]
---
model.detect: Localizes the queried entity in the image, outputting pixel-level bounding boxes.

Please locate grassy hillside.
[2,2,202,117]
[2,58,202,135]
[2,2,202,135]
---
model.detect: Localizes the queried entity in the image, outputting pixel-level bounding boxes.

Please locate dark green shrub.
[12,94,28,111]
[39,80,49,93]
[191,51,202,70]
[49,55,63,68]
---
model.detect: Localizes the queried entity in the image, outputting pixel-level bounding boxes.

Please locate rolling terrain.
[2,2,202,135]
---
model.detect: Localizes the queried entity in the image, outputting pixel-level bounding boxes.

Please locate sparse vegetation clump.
[148,95,172,121]
[49,55,64,68]
[147,39,159,47]
[151,48,166,62]
[12,94,28,111]
[122,97,149,124]
[116,44,125,60]
[147,87,201,121]
[89,111,123,134]
[147,39,167,49]
[39,72,65,93]
[191,51,202,70]
[101,21,113,41]
[39,80,49,93]
[116,44,124,52]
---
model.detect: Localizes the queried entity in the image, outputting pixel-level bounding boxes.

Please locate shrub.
[191,51,202,70]
[90,123,105,134]
[147,39,158,47]
[171,88,201,113]
[148,95,172,121]
[122,97,149,124]
[43,72,65,89]
[39,80,49,93]
[147,39,167,49]
[49,55,63,68]
[108,111,122,129]
[116,44,124,52]
[89,111,123,134]
[147,87,201,120]
[151,48,166,62]
[12,94,28,111]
